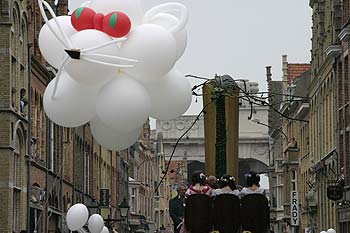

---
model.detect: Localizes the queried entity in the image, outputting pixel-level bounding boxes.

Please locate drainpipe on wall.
[317,77,322,160]
[45,118,50,233]
[26,43,32,233]
[60,126,64,231]
[110,150,112,219]
[50,122,54,171]
[83,125,86,204]
[73,128,76,204]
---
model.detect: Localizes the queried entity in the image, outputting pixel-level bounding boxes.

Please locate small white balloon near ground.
[87,214,105,233]
[327,229,336,233]
[43,72,99,128]
[101,226,109,233]
[66,203,89,231]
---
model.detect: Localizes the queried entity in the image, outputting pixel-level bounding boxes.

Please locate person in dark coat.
[240,171,270,233]
[240,171,266,197]
[169,183,187,233]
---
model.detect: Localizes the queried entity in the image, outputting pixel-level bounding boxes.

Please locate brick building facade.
[337,0,350,230]
[268,56,311,233]
[0,0,30,231]
[309,0,340,231]
[0,0,137,232]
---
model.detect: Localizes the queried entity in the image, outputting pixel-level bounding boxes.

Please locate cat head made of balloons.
[38,0,192,151]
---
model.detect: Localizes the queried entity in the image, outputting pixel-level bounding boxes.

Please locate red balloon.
[93,13,104,32]
[102,12,131,38]
[71,7,96,31]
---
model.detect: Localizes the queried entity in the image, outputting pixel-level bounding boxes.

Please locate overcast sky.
[144,0,312,118]
[144,1,310,186]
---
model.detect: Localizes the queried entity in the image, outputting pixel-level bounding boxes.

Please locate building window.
[13,189,20,232]
[14,153,20,187]
[131,188,137,213]
[20,88,27,114]
[277,174,283,209]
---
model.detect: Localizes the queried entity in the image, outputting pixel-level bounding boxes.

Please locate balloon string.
[81,0,91,8]
[51,56,69,99]
[143,2,189,33]
[82,53,138,63]
[81,57,135,68]
[41,0,73,48]
[37,0,72,48]
[81,38,127,53]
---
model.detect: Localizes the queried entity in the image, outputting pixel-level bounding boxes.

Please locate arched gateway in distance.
[151,103,269,186]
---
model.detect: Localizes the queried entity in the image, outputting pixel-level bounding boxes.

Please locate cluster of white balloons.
[320,229,336,233]
[66,203,109,233]
[39,0,192,150]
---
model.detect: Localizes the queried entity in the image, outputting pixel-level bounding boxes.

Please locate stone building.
[155,80,269,185]
[0,0,138,232]
[336,0,350,230]
[128,121,158,233]
[267,56,311,233]
[0,0,33,231]
[266,66,284,230]
[309,0,340,231]
[152,132,172,233]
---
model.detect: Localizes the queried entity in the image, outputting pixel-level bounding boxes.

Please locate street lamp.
[88,199,100,215]
[118,198,130,218]
[87,198,130,232]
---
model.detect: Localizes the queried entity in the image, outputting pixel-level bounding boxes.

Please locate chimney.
[266,66,272,82]
[282,55,288,82]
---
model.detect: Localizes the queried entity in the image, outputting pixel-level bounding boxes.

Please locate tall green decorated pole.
[204,75,239,180]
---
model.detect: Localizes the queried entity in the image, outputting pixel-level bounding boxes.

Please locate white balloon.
[144,69,192,120]
[66,203,89,231]
[320,231,327,233]
[96,73,151,132]
[90,116,141,150]
[64,30,120,87]
[43,72,99,127]
[101,226,109,233]
[147,13,187,59]
[89,0,143,26]
[68,0,89,13]
[327,229,336,233]
[39,16,76,68]
[120,24,177,80]
[88,214,104,233]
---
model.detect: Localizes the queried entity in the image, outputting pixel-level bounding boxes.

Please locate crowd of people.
[169,170,267,233]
